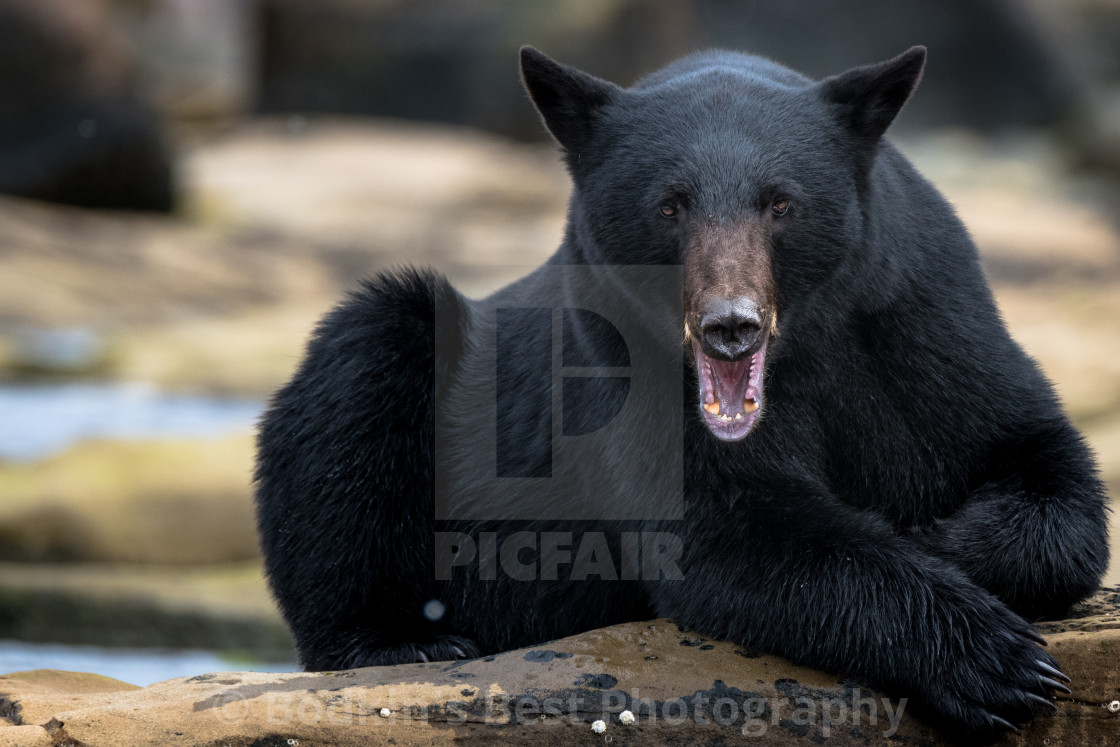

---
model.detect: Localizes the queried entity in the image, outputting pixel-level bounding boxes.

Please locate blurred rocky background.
[0,0,1118,684]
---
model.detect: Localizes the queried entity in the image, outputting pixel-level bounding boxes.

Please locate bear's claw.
[990,715,1019,734]
[1024,692,1057,712]
[1035,659,1070,683]
[1039,675,1071,695]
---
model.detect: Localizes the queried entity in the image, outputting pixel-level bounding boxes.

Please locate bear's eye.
[658,204,678,219]
[771,199,790,217]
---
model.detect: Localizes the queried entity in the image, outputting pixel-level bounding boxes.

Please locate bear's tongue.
[695,342,766,442]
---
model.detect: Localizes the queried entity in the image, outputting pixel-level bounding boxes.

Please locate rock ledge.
[2,588,1118,746]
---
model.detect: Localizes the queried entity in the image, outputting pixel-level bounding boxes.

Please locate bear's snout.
[699,296,765,362]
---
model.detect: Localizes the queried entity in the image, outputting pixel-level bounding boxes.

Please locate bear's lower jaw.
[695,341,767,442]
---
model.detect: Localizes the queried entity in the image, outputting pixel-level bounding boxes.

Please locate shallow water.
[0,640,294,686]
[0,382,263,462]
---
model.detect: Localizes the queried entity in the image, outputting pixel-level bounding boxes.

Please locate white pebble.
[379,707,390,718]
[591,719,606,733]
[619,709,635,725]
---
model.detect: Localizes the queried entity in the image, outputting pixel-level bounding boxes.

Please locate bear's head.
[521,46,925,441]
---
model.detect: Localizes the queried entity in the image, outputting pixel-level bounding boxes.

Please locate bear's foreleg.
[910,420,1109,620]
[655,486,1068,741]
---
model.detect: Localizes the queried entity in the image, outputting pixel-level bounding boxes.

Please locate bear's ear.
[520,46,620,153]
[818,46,926,140]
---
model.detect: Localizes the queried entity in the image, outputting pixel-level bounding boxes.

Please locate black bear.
[255,46,1110,741]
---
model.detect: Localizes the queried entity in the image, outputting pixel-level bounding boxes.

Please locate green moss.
[0,436,258,564]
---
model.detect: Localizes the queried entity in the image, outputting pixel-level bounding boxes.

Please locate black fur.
[256,47,1109,742]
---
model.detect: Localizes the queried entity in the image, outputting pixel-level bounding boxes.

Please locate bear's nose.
[699,297,763,361]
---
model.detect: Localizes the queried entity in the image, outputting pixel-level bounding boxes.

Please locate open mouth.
[694,341,767,441]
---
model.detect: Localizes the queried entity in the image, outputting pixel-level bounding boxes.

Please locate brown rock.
[0,725,52,747]
[256,0,1078,139]
[2,589,1119,745]
[0,0,174,211]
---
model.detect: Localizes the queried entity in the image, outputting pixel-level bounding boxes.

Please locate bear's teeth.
[703,400,720,416]
[743,398,759,413]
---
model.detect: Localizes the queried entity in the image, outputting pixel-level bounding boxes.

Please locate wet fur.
[256,47,1109,742]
